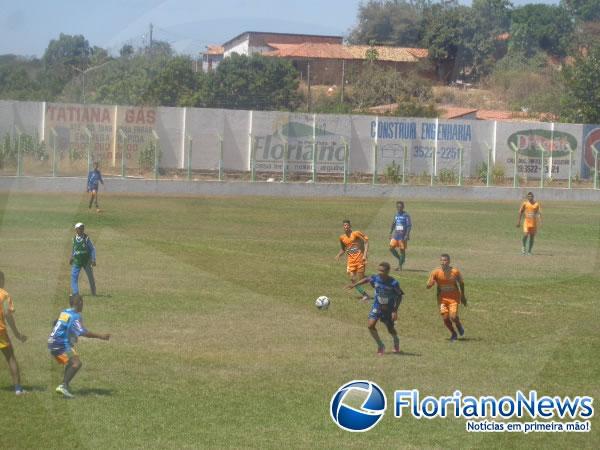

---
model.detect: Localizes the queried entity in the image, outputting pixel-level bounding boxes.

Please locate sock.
[390,248,402,264]
[369,329,384,348]
[392,334,400,347]
[453,317,463,331]
[88,198,93,209]
[528,235,535,253]
[521,235,528,251]
[15,384,23,392]
[355,285,367,296]
[400,251,406,266]
[443,318,455,334]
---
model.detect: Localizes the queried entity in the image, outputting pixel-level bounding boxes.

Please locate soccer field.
[1,193,598,449]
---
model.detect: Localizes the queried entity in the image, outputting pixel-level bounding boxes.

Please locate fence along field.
[0,100,599,188]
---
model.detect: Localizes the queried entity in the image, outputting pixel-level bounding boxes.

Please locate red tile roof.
[206,45,224,55]
[441,106,478,119]
[264,43,428,62]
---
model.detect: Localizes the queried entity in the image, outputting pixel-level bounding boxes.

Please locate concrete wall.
[1,176,599,202]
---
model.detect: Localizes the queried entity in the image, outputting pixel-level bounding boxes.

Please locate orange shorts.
[347,253,365,274]
[523,220,537,234]
[0,331,11,349]
[390,239,407,250]
[51,348,77,365]
[439,300,459,317]
[347,262,366,274]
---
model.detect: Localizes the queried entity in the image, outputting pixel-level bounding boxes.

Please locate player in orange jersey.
[516,192,542,255]
[426,254,467,341]
[336,220,370,301]
[0,271,27,395]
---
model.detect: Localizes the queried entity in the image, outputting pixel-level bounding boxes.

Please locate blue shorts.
[368,302,394,323]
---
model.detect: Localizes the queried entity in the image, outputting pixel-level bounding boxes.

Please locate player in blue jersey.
[389,201,412,271]
[48,294,110,398]
[347,262,404,355]
[87,162,104,212]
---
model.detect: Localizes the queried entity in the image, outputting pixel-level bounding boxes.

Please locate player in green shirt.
[70,223,97,296]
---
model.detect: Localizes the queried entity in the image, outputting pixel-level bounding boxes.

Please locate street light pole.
[73,60,112,104]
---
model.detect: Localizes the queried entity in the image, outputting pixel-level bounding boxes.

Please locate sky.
[0,0,561,57]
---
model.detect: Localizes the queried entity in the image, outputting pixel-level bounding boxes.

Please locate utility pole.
[341,59,345,103]
[149,23,153,49]
[307,61,311,112]
[73,60,112,104]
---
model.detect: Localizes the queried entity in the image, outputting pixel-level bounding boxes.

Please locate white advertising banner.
[496,122,582,180]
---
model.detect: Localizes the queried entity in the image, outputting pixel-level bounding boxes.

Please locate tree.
[509,4,574,57]
[0,55,43,101]
[40,33,93,99]
[560,0,600,21]
[421,3,475,82]
[201,54,300,110]
[352,62,436,117]
[120,45,134,59]
[348,0,426,46]
[487,50,563,115]
[144,56,200,107]
[561,46,600,123]
[467,0,512,77]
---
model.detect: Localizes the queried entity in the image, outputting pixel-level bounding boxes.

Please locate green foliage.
[560,45,600,124]
[143,56,200,107]
[477,161,505,183]
[19,131,47,160]
[310,94,354,114]
[348,0,426,46]
[139,139,162,172]
[509,4,574,57]
[486,50,563,115]
[201,54,300,111]
[0,132,46,168]
[438,168,457,184]
[385,159,403,183]
[560,0,600,21]
[352,64,437,117]
[0,56,43,101]
[421,4,475,82]
[0,133,17,168]
[40,33,93,99]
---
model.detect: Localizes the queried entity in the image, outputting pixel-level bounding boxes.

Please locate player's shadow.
[89,293,112,299]
[398,269,428,273]
[1,385,46,393]
[391,351,422,357]
[76,387,114,397]
[454,337,480,343]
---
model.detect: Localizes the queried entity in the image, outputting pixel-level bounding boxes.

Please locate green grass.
[0,193,598,449]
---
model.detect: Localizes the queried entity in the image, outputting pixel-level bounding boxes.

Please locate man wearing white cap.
[69,223,97,296]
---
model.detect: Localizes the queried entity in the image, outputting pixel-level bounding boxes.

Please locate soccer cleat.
[56,384,74,398]
[361,294,370,303]
[15,388,27,396]
[450,332,458,342]
[377,347,385,356]
[395,265,403,272]
[457,324,465,337]
[521,247,526,255]
[393,345,401,353]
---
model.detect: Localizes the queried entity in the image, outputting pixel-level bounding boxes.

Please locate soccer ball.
[315,296,330,310]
